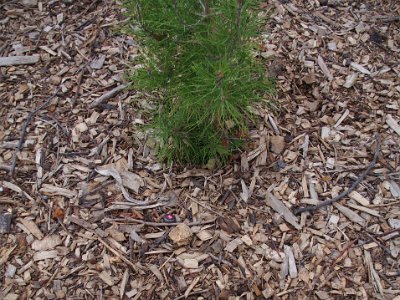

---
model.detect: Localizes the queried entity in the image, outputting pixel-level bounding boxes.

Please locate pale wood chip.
[265,193,301,230]
[148,264,164,282]
[0,55,40,66]
[317,55,333,80]
[284,245,298,278]
[386,115,400,137]
[18,218,44,240]
[119,269,129,299]
[334,203,367,227]
[178,258,199,269]
[33,250,58,261]
[350,62,371,75]
[99,270,114,286]
[184,276,200,298]
[196,230,213,241]
[346,203,381,217]
[32,235,62,250]
[349,191,370,206]
[224,238,243,253]
[343,73,358,88]
[40,184,76,198]
[364,250,384,295]
[241,235,253,246]
[0,246,17,267]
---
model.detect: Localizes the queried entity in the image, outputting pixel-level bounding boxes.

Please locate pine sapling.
[125,0,272,165]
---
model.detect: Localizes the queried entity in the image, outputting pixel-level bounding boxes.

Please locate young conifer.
[125,0,272,165]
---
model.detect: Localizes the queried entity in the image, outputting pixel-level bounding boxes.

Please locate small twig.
[209,253,234,267]
[79,179,114,201]
[98,238,138,272]
[89,83,130,108]
[294,135,381,215]
[186,194,224,217]
[139,229,171,257]
[0,164,35,173]
[9,88,60,177]
[71,61,90,106]
[363,231,395,259]
[104,217,217,227]
[173,289,209,300]
[370,227,400,238]
[371,15,400,22]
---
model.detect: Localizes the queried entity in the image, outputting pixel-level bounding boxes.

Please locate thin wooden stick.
[294,134,381,215]
[9,88,60,177]
[98,238,138,272]
[104,217,217,227]
[173,289,209,300]
[89,83,130,108]
[186,194,224,217]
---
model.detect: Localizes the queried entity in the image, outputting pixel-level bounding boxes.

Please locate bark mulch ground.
[0,0,399,299]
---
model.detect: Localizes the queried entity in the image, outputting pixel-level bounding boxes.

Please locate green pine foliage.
[124,0,273,165]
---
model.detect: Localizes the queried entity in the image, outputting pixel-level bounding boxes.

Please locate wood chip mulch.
[0,0,399,299]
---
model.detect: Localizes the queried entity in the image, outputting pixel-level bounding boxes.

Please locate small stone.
[343,257,352,267]
[91,55,106,69]
[75,122,88,133]
[28,31,40,40]
[205,158,217,170]
[276,160,286,170]
[49,76,61,85]
[321,126,331,139]
[0,212,12,233]
[270,136,285,154]
[343,73,358,88]
[179,258,198,269]
[5,264,17,278]
[328,41,337,51]
[169,223,192,246]
[22,0,37,7]
[388,218,400,229]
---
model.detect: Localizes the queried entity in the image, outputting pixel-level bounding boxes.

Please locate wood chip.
[284,245,298,278]
[266,193,301,230]
[99,271,114,286]
[224,238,243,253]
[18,218,44,240]
[349,191,370,206]
[350,62,371,75]
[333,203,367,227]
[31,235,62,251]
[33,250,58,261]
[317,55,333,81]
[386,115,400,137]
[0,55,40,66]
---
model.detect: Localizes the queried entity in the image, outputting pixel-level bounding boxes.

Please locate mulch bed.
[0,0,399,299]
